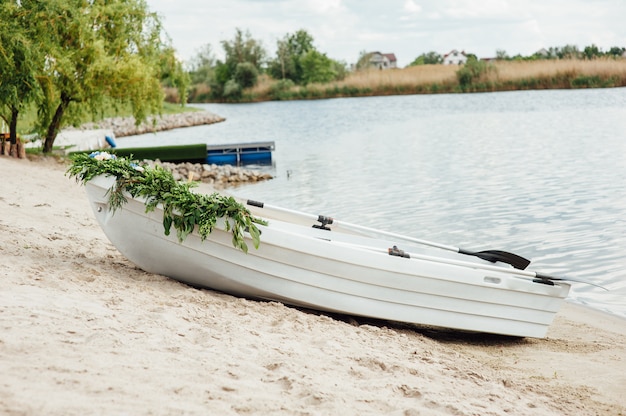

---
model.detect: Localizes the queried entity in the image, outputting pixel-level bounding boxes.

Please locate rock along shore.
[145,160,273,189]
[76,110,226,137]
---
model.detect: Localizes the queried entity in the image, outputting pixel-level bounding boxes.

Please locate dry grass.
[340,65,458,88]
[490,59,626,83]
[247,74,274,96]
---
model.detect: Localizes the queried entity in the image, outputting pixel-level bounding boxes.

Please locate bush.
[571,75,602,88]
[300,50,337,85]
[234,62,259,89]
[269,79,295,100]
[208,79,224,99]
[456,58,492,90]
[223,80,242,99]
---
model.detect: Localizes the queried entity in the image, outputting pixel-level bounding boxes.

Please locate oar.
[246,200,531,270]
[327,238,608,290]
[254,215,608,290]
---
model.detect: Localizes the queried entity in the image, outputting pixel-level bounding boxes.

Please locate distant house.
[442,50,468,65]
[368,52,397,69]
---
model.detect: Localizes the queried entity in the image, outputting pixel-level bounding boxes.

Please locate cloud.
[147,0,626,67]
[404,0,422,14]
[304,0,343,14]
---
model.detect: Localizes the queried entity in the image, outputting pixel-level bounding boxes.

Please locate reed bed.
[335,65,458,89]
[492,59,626,83]
[190,59,626,103]
[468,59,626,92]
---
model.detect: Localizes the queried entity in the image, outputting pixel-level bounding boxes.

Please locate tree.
[409,51,443,66]
[234,62,259,89]
[267,29,345,85]
[607,46,626,58]
[456,57,492,90]
[0,1,42,157]
[557,44,580,59]
[355,50,373,70]
[583,44,602,60]
[188,44,216,85]
[221,28,266,74]
[496,49,509,60]
[158,45,190,105]
[300,50,337,85]
[267,29,315,84]
[22,0,169,153]
[210,29,266,100]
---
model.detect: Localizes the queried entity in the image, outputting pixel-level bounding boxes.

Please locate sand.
[1,155,625,416]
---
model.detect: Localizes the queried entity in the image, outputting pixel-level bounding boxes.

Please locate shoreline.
[1,155,625,415]
[65,110,226,138]
[55,110,275,187]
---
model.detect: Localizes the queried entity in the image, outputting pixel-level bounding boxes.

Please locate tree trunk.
[17,139,25,158]
[43,97,69,153]
[0,131,7,155]
[9,106,18,146]
[8,107,24,158]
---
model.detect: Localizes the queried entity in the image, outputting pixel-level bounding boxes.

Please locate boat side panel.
[85,178,566,338]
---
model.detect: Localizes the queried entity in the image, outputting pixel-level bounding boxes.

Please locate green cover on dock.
[111,143,207,162]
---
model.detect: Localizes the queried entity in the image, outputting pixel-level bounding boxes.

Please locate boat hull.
[85,176,570,338]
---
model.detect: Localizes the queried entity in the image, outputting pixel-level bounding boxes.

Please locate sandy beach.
[1,155,625,416]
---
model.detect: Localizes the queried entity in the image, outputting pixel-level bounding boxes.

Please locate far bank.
[182,59,626,103]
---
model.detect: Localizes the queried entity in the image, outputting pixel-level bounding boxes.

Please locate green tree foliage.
[188,44,216,84]
[267,29,344,85]
[268,29,315,83]
[223,79,242,100]
[0,0,180,153]
[355,50,373,70]
[456,57,493,90]
[210,28,266,100]
[0,1,42,152]
[300,50,337,84]
[68,154,266,253]
[221,28,266,74]
[331,59,348,81]
[496,49,509,60]
[234,62,259,89]
[37,0,170,152]
[209,62,230,99]
[158,45,190,104]
[542,44,581,60]
[607,46,626,58]
[409,51,443,66]
[558,44,581,59]
[582,44,626,60]
[269,79,295,100]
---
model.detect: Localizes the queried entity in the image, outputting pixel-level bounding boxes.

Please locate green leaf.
[67,154,267,253]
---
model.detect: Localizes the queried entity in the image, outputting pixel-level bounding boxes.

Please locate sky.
[145,0,626,68]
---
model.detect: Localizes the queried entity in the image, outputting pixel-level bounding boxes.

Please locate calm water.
[119,88,626,318]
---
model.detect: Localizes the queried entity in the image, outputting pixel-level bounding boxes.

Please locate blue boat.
[206,142,275,165]
[91,141,275,165]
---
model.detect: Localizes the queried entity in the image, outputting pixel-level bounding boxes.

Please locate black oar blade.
[461,249,531,270]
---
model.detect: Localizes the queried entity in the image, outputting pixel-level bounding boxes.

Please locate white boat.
[84,174,571,338]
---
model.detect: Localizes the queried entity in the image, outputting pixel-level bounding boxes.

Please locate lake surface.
[119,88,626,319]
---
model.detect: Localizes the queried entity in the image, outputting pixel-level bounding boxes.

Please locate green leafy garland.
[67,153,266,253]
